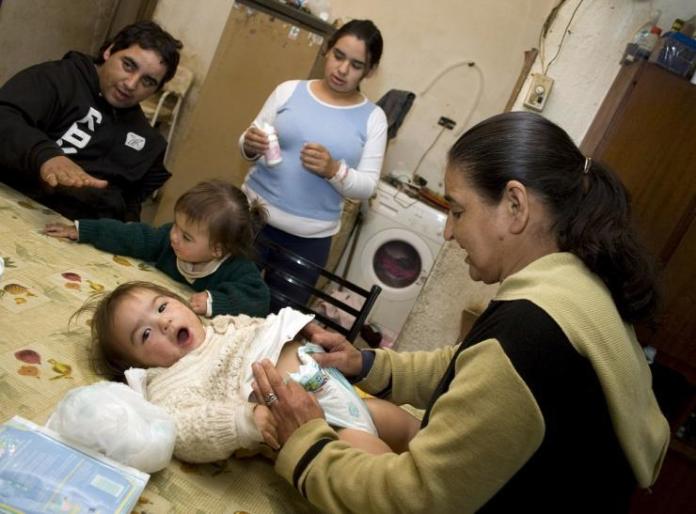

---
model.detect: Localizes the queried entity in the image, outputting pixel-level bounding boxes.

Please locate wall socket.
[438,116,456,129]
[523,73,554,112]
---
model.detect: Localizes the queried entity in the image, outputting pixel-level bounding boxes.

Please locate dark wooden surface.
[583,61,696,373]
[582,61,696,514]
[630,448,696,514]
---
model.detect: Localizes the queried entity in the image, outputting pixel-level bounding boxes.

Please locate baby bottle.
[263,123,282,167]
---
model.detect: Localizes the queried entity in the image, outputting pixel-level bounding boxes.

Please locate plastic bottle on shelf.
[305,0,332,22]
[263,123,282,167]
[623,25,662,63]
[637,26,662,59]
[671,18,685,33]
[680,14,696,37]
[621,10,662,64]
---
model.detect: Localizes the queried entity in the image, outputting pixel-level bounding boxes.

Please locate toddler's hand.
[253,404,279,450]
[43,223,78,240]
[189,292,209,315]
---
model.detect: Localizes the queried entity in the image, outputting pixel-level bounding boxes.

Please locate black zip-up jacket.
[0,51,170,220]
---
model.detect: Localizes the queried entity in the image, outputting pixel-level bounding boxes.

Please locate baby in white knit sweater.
[78,281,420,462]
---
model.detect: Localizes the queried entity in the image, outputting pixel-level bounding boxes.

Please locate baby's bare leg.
[337,428,393,454]
[334,399,420,454]
[365,398,420,453]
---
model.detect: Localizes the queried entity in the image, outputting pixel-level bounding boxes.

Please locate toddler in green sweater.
[44,180,270,317]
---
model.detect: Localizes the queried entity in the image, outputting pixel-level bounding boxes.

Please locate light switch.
[523,73,554,112]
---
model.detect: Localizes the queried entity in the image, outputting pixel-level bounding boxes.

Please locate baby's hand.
[189,292,209,315]
[43,223,78,240]
[253,404,279,450]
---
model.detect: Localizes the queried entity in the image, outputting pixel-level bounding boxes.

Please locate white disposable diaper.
[290,343,377,436]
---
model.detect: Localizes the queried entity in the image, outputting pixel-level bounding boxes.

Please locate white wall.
[150,0,695,184]
[154,0,233,82]
[511,0,695,143]
[397,0,696,352]
[330,0,555,194]
[152,0,234,158]
[149,0,696,351]
[153,0,555,193]
[0,0,116,84]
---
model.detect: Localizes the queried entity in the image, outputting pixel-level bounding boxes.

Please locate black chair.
[255,237,381,343]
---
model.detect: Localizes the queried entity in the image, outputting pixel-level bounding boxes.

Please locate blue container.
[654,32,696,77]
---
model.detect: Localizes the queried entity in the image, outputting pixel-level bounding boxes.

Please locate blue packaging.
[654,32,696,77]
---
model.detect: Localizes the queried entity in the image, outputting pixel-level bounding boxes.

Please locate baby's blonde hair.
[72,281,189,381]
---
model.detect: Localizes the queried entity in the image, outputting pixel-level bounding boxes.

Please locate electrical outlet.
[438,116,456,130]
[523,73,554,112]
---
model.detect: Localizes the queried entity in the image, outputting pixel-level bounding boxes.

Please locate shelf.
[656,352,696,386]
[670,437,696,462]
[236,0,335,36]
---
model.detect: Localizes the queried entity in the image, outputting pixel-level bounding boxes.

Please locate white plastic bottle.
[622,10,662,64]
[305,0,332,22]
[636,26,662,59]
[263,123,282,167]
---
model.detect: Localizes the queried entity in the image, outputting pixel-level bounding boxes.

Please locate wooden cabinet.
[582,61,696,513]
[583,62,696,373]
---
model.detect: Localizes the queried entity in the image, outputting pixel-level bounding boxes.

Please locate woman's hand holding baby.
[252,359,324,447]
[43,222,78,240]
[189,292,209,315]
[305,325,363,378]
[253,404,279,450]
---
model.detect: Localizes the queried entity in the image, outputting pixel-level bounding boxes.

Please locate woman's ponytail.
[556,160,659,322]
[248,198,268,242]
[448,111,659,323]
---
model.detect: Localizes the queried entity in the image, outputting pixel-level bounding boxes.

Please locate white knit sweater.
[145,309,312,463]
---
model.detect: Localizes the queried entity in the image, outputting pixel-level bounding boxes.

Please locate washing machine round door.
[361,228,434,301]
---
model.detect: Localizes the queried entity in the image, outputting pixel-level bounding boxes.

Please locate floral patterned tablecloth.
[0,183,317,514]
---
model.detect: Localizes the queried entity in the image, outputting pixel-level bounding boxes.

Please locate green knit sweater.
[79,219,269,317]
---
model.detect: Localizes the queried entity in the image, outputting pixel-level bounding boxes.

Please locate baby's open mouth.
[177,328,190,345]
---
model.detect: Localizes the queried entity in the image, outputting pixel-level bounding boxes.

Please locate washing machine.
[341,180,448,340]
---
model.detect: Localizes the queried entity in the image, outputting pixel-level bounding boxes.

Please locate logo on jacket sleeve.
[125,132,146,151]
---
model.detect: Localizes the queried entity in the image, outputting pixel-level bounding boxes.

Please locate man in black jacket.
[0,21,182,221]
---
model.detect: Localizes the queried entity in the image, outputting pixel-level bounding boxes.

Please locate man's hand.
[43,223,78,240]
[40,156,108,189]
[189,292,209,315]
